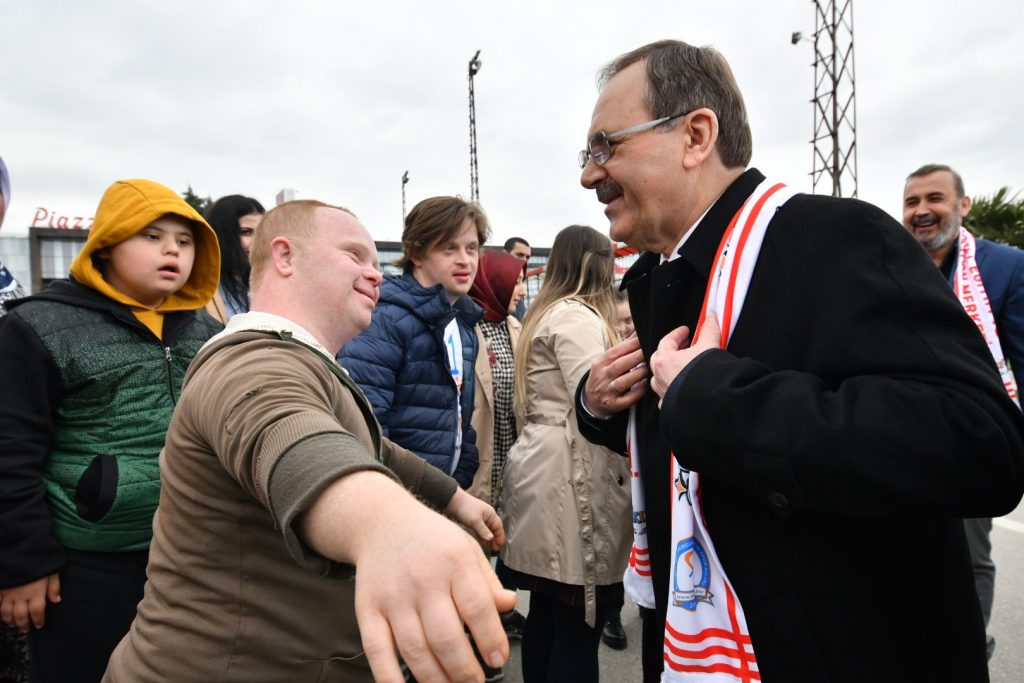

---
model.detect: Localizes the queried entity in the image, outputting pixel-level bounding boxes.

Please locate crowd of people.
[1,37,1023,683]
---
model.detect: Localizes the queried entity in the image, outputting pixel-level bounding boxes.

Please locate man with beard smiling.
[903,163,1024,661]
[573,40,1024,683]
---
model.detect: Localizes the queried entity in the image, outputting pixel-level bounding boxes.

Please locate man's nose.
[580,156,606,190]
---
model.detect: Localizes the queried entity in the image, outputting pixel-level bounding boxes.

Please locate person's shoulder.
[976,237,1024,265]
[539,299,601,332]
[453,294,484,326]
[781,193,894,229]
[773,194,908,251]
[8,282,115,331]
[194,331,336,387]
[379,273,442,315]
[172,307,224,336]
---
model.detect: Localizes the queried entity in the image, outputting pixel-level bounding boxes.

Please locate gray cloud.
[2,0,1021,247]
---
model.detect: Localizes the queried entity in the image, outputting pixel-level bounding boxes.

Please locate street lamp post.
[468,50,482,203]
[401,170,409,223]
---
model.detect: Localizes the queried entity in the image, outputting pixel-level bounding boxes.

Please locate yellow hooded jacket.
[69,179,220,339]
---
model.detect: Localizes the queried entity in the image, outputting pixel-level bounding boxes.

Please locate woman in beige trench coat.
[499,225,631,683]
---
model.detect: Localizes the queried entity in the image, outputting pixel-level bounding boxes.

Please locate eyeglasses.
[578,111,690,169]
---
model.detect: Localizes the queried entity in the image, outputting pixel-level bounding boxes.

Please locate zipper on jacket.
[164,346,176,403]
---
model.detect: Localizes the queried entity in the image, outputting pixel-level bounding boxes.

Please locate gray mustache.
[596,180,624,203]
[911,214,938,227]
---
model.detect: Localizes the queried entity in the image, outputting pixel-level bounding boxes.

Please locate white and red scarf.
[953,228,1019,405]
[622,179,796,682]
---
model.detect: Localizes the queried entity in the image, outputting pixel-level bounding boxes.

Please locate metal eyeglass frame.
[578,111,690,169]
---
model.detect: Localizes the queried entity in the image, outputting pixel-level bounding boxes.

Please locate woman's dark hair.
[204,195,265,311]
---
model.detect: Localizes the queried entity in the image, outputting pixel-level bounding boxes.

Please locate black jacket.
[578,169,1024,682]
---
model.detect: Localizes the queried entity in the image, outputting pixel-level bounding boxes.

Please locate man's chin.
[608,218,634,246]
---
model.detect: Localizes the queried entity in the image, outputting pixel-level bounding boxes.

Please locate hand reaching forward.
[0,572,61,632]
[301,471,517,683]
[650,314,722,400]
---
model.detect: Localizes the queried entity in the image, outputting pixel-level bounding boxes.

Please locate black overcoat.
[578,168,1024,682]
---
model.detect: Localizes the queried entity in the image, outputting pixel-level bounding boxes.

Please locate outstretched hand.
[355,497,516,683]
[301,472,516,683]
[650,314,722,400]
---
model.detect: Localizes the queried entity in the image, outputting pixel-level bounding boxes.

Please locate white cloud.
[2,0,1022,247]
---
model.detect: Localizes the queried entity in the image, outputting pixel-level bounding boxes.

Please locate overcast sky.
[2,0,1022,248]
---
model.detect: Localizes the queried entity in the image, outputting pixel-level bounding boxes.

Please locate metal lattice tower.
[806,0,858,198]
[468,50,482,203]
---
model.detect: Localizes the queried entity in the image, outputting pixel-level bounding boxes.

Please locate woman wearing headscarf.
[0,155,27,315]
[467,249,527,508]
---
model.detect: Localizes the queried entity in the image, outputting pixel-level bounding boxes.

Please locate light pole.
[401,170,409,223]
[467,50,482,203]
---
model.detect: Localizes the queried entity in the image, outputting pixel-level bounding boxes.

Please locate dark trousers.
[964,517,996,659]
[521,591,610,683]
[29,548,148,683]
[639,606,663,683]
[495,556,516,591]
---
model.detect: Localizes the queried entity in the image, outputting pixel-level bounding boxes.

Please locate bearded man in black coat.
[575,40,1024,683]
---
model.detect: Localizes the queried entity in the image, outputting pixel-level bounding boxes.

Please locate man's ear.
[960,195,972,220]
[270,237,295,276]
[94,247,110,261]
[681,108,720,170]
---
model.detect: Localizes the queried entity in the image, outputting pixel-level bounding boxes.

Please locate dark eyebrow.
[145,224,194,238]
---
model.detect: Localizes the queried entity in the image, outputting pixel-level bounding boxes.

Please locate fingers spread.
[12,599,30,632]
[47,573,62,604]
[357,609,405,683]
[29,591,46,629]
[420,596,482,682]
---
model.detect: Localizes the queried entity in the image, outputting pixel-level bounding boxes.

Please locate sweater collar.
[205,311,336,362]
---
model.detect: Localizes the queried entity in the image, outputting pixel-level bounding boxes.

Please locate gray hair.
[599,40,752,168]
[906,164,966,199]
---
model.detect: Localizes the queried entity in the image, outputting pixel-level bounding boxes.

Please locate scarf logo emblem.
[672,537,714,610]
[674,469,692,506]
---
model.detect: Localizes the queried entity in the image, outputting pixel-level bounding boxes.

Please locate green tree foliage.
[965,187,1024,249]
[181,185,212,215]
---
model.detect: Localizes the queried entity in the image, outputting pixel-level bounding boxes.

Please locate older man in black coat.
[575,40,1024,683]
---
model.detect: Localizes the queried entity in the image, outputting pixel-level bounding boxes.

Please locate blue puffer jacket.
[338,273,483,487]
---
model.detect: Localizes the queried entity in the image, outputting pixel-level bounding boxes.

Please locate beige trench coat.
[499,299,631,626]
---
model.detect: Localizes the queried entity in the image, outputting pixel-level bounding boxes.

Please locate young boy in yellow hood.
[0,179,221,683]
